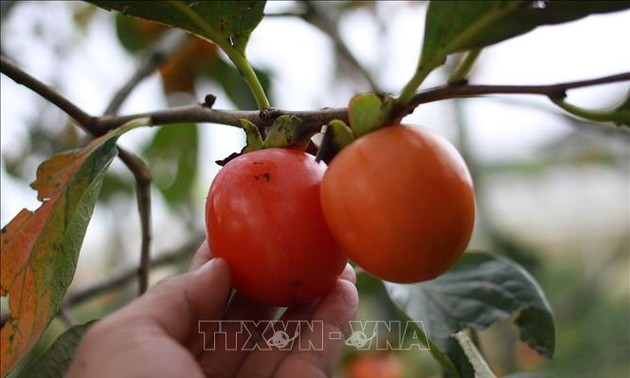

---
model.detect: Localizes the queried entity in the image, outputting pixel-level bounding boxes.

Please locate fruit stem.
[448,48,482,85]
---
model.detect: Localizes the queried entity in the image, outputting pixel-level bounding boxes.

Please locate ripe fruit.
[206,148,346,306]
[344,352,403,378]
[321,125,475,283]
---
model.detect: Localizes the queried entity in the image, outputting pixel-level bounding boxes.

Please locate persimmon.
[321,125,475,283]
[205,148,346,306]
[344,352,403,378]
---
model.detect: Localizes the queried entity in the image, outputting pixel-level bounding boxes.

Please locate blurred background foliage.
[1,1,628,377]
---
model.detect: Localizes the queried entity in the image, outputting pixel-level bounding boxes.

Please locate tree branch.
[3,53,628,137]
[302,1,382,92]
[2,53,161,295]
[116,149,153,295]
[95,105,349,134]
[1,55,94,130]
[104,30,188,116]
[102,31,194,295]
[2,55,346,132]
[399,72,630,118]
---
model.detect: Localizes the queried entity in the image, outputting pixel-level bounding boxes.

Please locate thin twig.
[116,149,153,294]
[62,235,204,307]
[302,1,381,92]
[102,31,190,294]
[104,30,187,116]
[104,55,163,116]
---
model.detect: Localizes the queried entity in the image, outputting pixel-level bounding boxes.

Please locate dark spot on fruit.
[253,161,263,166]
[292,278,303,288]
[254,172,271,181]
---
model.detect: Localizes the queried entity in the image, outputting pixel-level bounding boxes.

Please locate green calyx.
[327,119,355,150]
[348,93,395,138]
[238,115,315,154]
[265,115,312,149]
[237,91,400,163]
[315,119,355,164]
[238,119,264,153]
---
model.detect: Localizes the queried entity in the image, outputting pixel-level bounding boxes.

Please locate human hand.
[67,242,358,378]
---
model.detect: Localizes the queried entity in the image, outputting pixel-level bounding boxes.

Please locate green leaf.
[91,1,265,54]
[384,252,555,377]
[18,322,93,378]
[115,13,158,53]
[98,171,134,202]
[142,124,198,206]
[0,119,146,376]
[397,0,630,101]
[393,304,461,378]
[422,1,630,70]
[90,1,270,109]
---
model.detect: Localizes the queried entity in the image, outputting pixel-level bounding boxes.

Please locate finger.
[103,258,232,343]
[197,292,278,377]
[236,279,359,378]
[274,279,359,377]
[234,285,340,376]
[340,263,356,283]
[183,240,230,354]
[234,300,318,377]
[189,239,213,272]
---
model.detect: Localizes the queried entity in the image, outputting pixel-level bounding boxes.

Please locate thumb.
[108,257,232,342]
